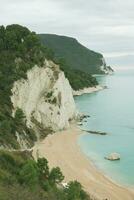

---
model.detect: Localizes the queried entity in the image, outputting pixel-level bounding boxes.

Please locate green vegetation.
[66,69,98,90]
[65,181,89,200]
[55,58,98,90]
[0,24,55,148]
[0,25,96,198]
[0,24,98,147]
[49,167,64,184]
[39,34,100,90]
[46,91,53,98]
[0,151,90,200]
[39,34,105,74]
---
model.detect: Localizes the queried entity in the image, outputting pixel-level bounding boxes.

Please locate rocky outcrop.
[83,130,107,135]
[11,60,78,135]
[105,153,120,161]
[100,58,114,75]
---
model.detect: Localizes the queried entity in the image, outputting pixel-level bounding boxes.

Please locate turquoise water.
[75,70,134,187]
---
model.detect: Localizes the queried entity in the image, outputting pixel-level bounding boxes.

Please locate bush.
[49,167,64,184]
[64,181,90,200]
[37,158,49,180]
[19,160,39,189]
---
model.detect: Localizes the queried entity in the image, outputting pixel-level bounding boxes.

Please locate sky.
[1,0,134,69]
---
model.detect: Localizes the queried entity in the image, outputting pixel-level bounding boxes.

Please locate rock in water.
[105,153,120,161]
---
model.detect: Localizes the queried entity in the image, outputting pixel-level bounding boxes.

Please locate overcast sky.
[1,0,134,68]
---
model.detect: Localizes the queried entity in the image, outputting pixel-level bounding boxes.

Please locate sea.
[75,69,134,187]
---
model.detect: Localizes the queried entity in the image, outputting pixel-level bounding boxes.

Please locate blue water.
[75,70,134,186]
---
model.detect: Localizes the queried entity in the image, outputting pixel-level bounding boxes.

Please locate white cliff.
[100,57,114,75]
[11,60,77,134]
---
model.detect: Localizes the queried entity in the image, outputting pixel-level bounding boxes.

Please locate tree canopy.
[0,24,52,148]
[0,152,91,200]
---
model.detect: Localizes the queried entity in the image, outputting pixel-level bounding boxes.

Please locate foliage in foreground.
[0,151,90,200]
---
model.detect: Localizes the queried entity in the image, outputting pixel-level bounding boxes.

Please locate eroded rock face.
[105,153,120,161]
[100,58,114,75]
[11,60,77,133]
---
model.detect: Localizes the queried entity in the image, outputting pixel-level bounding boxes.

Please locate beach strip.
[32,125,134,200]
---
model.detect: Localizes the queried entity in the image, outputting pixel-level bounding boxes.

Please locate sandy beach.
[72,85,104,96]
[33,125,134,200]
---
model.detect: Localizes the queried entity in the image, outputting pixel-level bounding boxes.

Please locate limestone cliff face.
[11,60,77,134]
[100,58,114,75]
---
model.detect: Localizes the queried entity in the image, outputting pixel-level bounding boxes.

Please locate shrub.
[64,181,90,200]
[49,167,64,184]
[19,160,39,189]
[37,158,49,179]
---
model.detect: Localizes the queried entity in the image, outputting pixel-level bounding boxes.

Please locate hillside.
[39,34,113,75]
[0,24,44,148]
[0,24,78,149]
[0,24,91,200]
[0,150,90,200]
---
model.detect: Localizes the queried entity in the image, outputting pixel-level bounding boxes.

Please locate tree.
[44,47,55,60]
[49,167,64,184]
[0,25,5,37]
[14,108,25,125]
[37,157,51,191]
[24,32,40,50]
[37,158,49,179]
[0,26,5,50]
[5,30,18,50]
[19,160,39,189]
[0,120,12,135]
[15,108,25,119]
[64,181,89,200]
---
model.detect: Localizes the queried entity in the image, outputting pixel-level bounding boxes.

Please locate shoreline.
[72,85,104,96]
[32,125,134,200]
[78,132,134,190]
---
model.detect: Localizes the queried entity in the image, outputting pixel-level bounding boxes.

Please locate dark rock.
[83,130,107,135]
[79,114,90,122]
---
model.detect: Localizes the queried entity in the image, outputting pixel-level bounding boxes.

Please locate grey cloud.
[0,0,134,67]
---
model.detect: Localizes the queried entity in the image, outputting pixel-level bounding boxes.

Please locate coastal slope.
[39,34,113,75]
